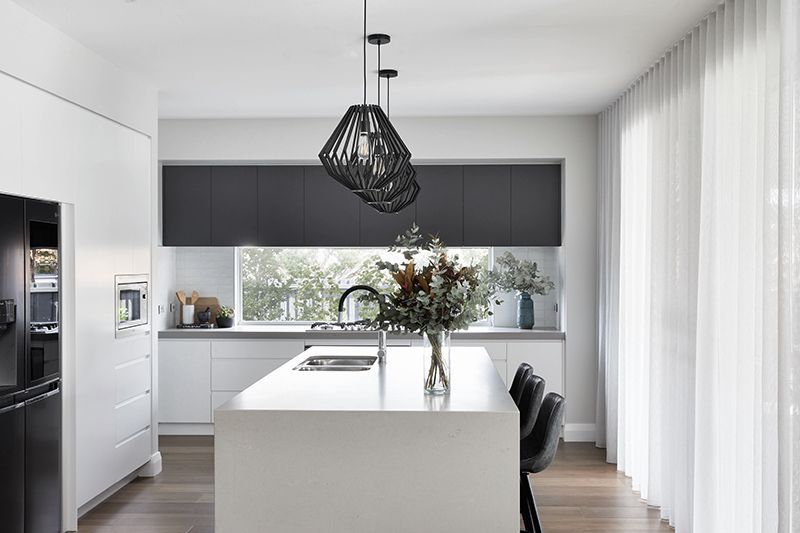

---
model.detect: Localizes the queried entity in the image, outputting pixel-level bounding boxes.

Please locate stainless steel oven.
[115,274,149,338]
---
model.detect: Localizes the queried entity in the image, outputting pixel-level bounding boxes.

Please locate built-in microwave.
[115,274,149,338]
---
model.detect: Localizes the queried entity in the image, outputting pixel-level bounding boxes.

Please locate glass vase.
[423,331,451,395]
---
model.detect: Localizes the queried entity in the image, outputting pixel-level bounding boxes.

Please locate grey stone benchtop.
[157,324,565,341]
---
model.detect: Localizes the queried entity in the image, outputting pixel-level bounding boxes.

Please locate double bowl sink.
[293,355,377,372]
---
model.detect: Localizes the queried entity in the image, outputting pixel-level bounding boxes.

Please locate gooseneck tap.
[337,285,385,362]
[337,285,379,324]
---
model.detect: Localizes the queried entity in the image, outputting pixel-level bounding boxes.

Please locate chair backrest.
[519,373,546,440]
[522,392,566,474]
[509,362,533,406]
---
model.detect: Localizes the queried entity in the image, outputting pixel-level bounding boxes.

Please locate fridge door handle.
[0,401,26,415]
[25,388,60,405]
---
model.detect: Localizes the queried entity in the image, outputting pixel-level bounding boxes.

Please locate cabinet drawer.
[211,340,304,359]
[159,340,211,358]
[115,356,151,405]
[211,358,289,391]
[115,392,151,445]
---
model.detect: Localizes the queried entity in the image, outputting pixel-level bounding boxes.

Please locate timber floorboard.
[78,437,672,532]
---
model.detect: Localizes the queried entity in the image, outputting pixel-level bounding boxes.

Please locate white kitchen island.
[214,345,519,533]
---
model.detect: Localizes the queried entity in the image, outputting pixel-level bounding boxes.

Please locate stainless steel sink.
[293,355,377,372]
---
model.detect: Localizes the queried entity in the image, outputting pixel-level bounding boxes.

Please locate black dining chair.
[520,392,566,533]
[518,373,546,441]
[509,362,533,407]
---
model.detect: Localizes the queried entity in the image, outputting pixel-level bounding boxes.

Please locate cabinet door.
[511,165,561,246]
[506,341,564,397]
[211,166,258,246]
[359,201,416,246]
[158,341,211,423]
[414,165,463,245]
[303,166,360,246]
[463,165,511,246]
[258,166,304,245]
[211,358,288,391]
[162,166,212,246]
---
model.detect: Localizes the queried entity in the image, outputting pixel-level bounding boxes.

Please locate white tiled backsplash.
[172,246,561,329]
[174,247,236,309]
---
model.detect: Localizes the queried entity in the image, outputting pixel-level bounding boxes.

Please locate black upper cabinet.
[211,166,258,246]
[463,165,511,246]
[511,165,562,246]
[258,166,304,246]
[162,164,563,247]
[414,166,463,245]
[162,166,212,246]
[303,166,360,246]
[359,200,416,247]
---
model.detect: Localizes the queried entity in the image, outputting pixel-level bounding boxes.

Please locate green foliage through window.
[240,247,489,323]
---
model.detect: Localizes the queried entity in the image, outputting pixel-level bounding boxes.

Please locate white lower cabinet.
[506,341,564,396]
[158,340,211,423]
[158,337,565,431]
[159,339,305,429]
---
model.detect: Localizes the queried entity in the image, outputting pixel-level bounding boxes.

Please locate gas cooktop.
[308,320,373,331]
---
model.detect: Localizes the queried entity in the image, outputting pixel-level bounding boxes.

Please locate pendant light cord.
[377,44,381,107]
[363,0,367,105]
[387,77,390,118]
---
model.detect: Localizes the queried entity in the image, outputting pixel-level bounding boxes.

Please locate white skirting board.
[159,423,214,436]
[77,472,137,518]
[137,452,163,477]
[563,423,596,442]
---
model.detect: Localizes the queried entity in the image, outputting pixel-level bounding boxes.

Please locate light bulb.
[357,132,371,161]
[372,155,385,177]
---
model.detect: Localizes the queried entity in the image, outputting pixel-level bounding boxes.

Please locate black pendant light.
[319,0,411,192]
[356,67,419,213]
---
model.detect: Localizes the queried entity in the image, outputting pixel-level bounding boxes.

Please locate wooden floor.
[79,436,672,532]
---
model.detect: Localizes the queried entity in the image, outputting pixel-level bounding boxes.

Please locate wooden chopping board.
[193,296,221,325]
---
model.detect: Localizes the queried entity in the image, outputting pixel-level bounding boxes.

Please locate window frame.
[235,246,496,326]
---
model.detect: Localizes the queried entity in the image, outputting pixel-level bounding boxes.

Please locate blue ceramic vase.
[517,292,534,329]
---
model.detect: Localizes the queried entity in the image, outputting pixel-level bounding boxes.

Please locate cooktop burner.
[308,320,372,331]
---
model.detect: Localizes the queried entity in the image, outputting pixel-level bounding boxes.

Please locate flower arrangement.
[492,252,555,296]
[368,225,497,392]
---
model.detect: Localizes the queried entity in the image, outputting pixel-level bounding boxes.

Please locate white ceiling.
[14,0,721,118]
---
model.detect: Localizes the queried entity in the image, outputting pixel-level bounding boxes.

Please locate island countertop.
[217,345,518,414]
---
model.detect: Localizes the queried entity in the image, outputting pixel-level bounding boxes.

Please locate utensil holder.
[181,304,195,325]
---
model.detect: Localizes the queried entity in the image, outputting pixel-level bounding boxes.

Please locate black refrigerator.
[0,194,61,533]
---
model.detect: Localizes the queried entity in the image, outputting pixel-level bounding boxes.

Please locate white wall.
[0,0,158,528]
[159,116,599,429]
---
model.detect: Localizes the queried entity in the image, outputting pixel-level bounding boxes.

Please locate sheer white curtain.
[596,0,800,531]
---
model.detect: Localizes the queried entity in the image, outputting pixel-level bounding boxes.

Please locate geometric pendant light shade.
[319,103,411,191]
[318,0,412,193]
[362,165,420,213]
[352,67,419,213]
